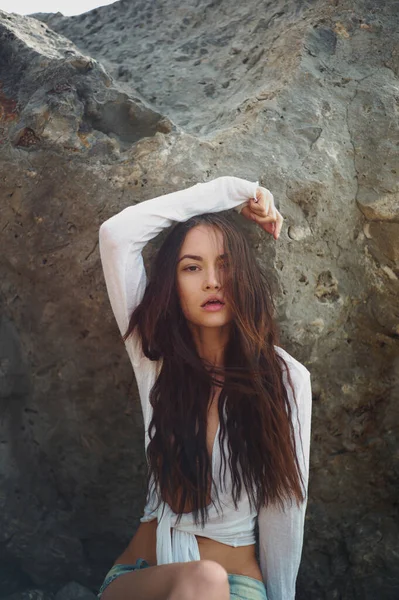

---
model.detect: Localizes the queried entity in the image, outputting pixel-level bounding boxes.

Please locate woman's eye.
[184,265,199,272]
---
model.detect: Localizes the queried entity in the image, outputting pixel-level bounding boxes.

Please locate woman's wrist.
[234,180,259,214]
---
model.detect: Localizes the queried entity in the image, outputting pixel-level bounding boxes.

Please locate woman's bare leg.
[101,559,230,600]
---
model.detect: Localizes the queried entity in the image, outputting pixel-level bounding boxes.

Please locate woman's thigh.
[99,558,230,600]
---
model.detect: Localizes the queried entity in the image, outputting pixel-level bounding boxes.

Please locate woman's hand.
[240,186,283,240]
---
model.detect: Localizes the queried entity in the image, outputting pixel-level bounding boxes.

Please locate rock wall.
[0,1,398,598]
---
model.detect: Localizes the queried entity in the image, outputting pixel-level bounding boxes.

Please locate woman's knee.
[193,560,229,586]
[169,560,229,600]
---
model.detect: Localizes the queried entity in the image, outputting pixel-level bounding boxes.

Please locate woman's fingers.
[276,210,284,237]
[240,186,283,239]
[240,208,284,239]
[255,212,283,239]
[252,187,276,219]
[261,209,283,239]
[250,197,268,217]
[249,191,277,222]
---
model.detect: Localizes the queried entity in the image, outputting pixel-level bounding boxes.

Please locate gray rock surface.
[55,582,97,600]
[0,1,398,598]
[2,591,54,600]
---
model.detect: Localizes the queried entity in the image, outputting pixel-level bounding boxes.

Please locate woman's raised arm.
[99,176,258,349]
[98,176,258,425]
[99,176,258,342]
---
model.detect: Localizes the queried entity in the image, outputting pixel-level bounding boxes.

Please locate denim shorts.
[97,559,267,599]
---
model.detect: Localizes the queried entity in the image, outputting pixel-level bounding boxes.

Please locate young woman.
[97,176,312,600]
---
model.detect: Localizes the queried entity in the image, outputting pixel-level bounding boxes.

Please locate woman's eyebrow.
[177,254,202,263]
[177,253,227,263]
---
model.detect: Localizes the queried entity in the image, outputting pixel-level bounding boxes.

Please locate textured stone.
[367,222,399,265]
[0,1,398,599]
[55,582,97,600]
[2,590,54,600]
[357,191,399,222]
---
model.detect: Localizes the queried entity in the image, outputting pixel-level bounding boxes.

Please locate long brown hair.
[124,212,305,527]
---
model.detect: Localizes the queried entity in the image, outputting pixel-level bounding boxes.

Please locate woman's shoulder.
[273,344,311,387]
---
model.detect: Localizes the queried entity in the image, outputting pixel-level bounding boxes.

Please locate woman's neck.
[188,322,231,368]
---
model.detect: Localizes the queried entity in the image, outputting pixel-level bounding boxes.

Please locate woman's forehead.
[180,225,224,254]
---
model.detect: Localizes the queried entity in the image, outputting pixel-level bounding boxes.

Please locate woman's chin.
[184,308,233,329]
[198,314,232,328]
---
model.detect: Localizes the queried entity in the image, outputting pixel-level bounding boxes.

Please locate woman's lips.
[201,302,225,312]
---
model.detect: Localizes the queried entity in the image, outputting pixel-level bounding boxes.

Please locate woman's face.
[176,225,233,328]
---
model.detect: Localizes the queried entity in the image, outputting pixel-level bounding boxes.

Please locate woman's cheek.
[177,286,194,319]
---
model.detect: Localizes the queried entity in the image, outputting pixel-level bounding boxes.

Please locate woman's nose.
[204,268,221,289]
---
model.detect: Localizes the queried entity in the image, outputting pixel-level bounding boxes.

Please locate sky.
[0,0,117,16]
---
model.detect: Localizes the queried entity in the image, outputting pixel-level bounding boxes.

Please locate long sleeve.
[98,176,258,429]
[258,366,312,600]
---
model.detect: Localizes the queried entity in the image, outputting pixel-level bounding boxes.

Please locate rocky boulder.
[0,1,398,598]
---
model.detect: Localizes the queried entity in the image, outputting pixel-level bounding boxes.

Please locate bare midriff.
[113,520,263,581]
[114,386,263,582]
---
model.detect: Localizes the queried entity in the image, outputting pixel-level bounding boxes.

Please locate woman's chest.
[164,386,223,514]
[206,386,222,462]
